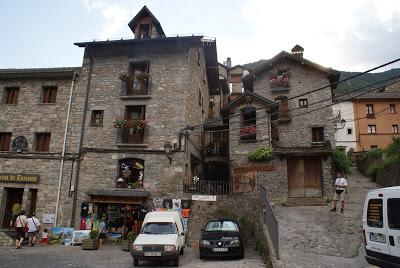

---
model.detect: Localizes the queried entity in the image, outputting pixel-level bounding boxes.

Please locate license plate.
[212,247,228,252]
[144,252,161,256]
[370,233,386,243]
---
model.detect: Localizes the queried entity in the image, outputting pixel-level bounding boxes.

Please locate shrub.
[385,136,400,158]
[214,208,236,220]
[367,148,383,160]
[331,148,352,175]
[126,231,137,241]
[368,155,400,179]
[239,216,256,238]
[89,229,99,239]
[248,146,273,162]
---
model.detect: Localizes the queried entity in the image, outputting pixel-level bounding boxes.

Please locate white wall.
[332,101,357,152]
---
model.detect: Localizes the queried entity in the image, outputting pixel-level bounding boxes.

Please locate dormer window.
[139,24,150,39]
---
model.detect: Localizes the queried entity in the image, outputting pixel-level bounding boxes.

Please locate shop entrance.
[2,188,24,228]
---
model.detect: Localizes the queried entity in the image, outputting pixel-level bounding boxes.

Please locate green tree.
[331,148,352,175]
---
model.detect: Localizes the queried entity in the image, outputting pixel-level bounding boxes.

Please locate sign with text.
[91,195,144,204]
[233,171,257,193]
[192,195,217,201]
[0,174,40,183]
[233,164,276,174]
[43,214,55,224]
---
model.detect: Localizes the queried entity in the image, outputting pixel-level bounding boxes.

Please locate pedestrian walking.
[99,216,107,248]
[14,210,27,249]
[27,212,41,246]
[331,172,348,213]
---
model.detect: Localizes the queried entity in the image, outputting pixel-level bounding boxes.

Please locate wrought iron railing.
[121,80,150,96]
[204,142,228,156]
[260,185,279,259]
[183,179,232,195]
[116,126,148,144]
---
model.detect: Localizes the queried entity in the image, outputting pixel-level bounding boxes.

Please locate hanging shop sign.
[91,195,144,204]
[192,195,217,202]
[0,174,40,183]
[233,163,276,174]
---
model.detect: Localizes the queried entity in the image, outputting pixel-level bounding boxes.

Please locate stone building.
[232,45,341,204]
[0,68,79,228]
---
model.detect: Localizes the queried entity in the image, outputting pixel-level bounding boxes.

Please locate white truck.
[131,211,186,267]
[362,186,400,267]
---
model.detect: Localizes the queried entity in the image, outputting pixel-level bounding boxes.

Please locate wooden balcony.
[116,126,148,147]
[120,80,151,99]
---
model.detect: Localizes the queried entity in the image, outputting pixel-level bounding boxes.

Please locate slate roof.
[221,91,276,112]
[0,67,80,79]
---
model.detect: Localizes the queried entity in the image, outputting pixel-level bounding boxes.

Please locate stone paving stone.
[274,168,379,268]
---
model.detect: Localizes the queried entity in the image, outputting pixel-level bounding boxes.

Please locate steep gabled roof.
[221,91,276,112]
[243,51,340,86]
[128,6,165,37]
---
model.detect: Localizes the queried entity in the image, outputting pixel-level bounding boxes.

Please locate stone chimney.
[226,57,232,68]
[291,44,304,58]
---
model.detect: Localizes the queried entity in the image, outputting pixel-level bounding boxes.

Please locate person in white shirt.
[330,172,348,213]
[27,212,41,246]
[14,210,27,249]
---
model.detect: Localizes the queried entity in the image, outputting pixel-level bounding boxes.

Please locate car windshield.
[205,220,238,232]
[141,222,177,235]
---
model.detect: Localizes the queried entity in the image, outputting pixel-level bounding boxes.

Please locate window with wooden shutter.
[35,133,51,151]
[91,110,104,126]
[4,87,19,104]
[0,133,12,151]
[42,86,57,103]
[312,127,324,142]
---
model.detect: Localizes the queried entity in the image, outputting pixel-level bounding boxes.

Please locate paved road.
[274,168,379,268]
[0,244,266,268]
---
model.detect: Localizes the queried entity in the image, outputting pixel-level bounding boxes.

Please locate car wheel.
[239,250,244,259]
[172,255,179,267]
[179,246,184,255]
[199,253,205,260]
[133,258,139,266]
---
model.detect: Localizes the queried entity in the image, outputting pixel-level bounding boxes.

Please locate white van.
[131,211,186,267]
[362,186,400,267]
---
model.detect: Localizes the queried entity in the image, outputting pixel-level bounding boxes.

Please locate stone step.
[285,197,328,207]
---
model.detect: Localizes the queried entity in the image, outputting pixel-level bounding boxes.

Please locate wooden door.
[288,157,322,198]
[304,157,322,197]
[287,158,305,197]
[2,188,24,228]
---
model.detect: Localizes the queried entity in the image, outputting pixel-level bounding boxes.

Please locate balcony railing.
[183,179,232,195]
[204,142,228,156]
[120,80,150,96]
[116,126,148,145]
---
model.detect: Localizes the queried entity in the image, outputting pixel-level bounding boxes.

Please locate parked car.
[362,186,400,267]
[199,219,244,259]
[131,211,185,267]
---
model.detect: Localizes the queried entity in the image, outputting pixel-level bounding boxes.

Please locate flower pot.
[121,239,133,251]
[81,238,100,250]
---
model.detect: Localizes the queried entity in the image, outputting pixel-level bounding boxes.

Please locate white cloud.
[240,0,400,71]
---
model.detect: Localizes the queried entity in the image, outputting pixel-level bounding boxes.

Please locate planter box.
[121,239,133,251]
[81,239,100,250]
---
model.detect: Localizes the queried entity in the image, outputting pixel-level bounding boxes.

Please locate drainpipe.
[70,46,94,228]
[54,71,77,227]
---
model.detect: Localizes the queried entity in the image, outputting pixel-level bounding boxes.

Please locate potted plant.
[119,73,131,83]
[114,119,128,128]
[121,231,137,251]
[126,119,147,129]
[81,229,100,250]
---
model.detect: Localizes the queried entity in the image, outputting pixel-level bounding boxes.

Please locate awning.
[86,188,150,204]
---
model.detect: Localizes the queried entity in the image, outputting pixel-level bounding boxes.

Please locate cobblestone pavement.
[0,244,266,268]
[274,168,379,268]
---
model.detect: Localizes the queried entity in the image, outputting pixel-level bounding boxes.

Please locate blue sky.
[1,0,400,71]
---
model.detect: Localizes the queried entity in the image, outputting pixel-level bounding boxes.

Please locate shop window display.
[118,158,144,188]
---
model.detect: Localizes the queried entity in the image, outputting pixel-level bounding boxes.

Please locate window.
[299,99,308,108]
[388,198,400,229]
[198,88,202,106]
[4,87,19,104]
[128,62,149,95]
[240,107,256,141]
[138,24,150,39]
[42,86,57,103]
[312,127,324,142]
[347,128,352,135]
[366,104,375,117]
[119,158,144,188]
[367,125,376,134]
[370,145,378,149]
[35,133,51,152]
[91,110,104,126]
[389,104,396,114]
[0,133,12,151]
[393,125,399,134]
[367,199,383,228]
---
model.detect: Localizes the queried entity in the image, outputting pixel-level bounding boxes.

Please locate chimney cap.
[291,44,304,57]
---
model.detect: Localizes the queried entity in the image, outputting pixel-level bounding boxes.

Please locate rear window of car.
[205,220,238,232]
[388,198,400,230]
[367,198,383,228]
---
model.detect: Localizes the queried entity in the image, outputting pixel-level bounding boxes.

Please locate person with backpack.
[27,212,41,246]
[14,210,27,249]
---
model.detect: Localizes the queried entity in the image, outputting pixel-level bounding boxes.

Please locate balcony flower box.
[114,119,147,129]
[270,71,290,88]
[240,125,257,139]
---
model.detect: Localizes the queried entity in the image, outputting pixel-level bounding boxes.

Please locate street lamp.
[340,119,346,129]
[164,142,173,164]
